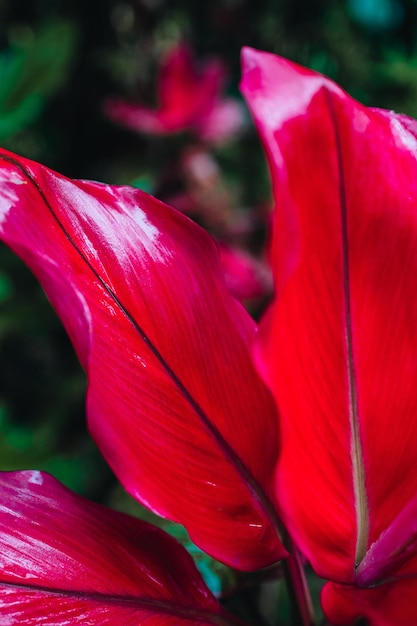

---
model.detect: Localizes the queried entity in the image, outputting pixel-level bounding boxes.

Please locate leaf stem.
[281,539,316,626]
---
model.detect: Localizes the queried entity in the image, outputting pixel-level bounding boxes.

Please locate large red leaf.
[241,48,417,583]
[0,148,285,570]
[0,470,242,625]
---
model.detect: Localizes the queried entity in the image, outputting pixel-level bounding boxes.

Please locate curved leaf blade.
[0,148,285,571]
[241,48,417,582]
[0,471,242,625]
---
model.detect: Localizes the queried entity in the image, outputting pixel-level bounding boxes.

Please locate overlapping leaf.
[241,47,417,585]
[0,470,242,625]
[0,148,285,570]
[322,564,417,626]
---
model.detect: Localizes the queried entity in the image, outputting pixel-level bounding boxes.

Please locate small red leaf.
[103,42,243,143]
[0,471,242,626]
[219,244,273,301]
[0,148,285,570]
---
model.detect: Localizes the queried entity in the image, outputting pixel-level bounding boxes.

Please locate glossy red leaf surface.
[356,488,417,587]
[241,48,417,583]
[0,470,242,625]
[104,43,243,143]
[0,148,285,571]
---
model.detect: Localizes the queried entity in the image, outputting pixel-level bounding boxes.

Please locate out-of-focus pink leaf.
[196,99,245,145]
[103,42,244,144]
[0,470,242,625]
[0,148,285,571]
[241,46,417,588]
[219,244,272,301]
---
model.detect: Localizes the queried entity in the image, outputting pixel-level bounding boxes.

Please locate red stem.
[281,543,316,626]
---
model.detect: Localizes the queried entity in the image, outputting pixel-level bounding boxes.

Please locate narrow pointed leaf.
[241,48,417,582]
[0,470,242,625]
[0,148,285,570]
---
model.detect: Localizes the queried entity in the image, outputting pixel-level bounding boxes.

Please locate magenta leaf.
[0,470,243,625]
[241,47,417,586]
[356,489,417,586]
[103,42,244,143]
[0,148,285,571]
[219,244,272,301]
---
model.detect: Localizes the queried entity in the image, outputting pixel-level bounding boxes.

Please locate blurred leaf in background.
[0,20,77,142]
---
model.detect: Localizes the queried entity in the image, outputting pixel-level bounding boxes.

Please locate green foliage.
[0,20,76,140]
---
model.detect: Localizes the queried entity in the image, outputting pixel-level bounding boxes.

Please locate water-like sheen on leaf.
[0,471,242,626]
[241,47,417,590]
[0,147,285,571]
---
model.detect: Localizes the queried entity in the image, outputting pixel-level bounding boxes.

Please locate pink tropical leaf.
[241,46,417,590]
[219,244,272,301]
[0,470,243,625]
[103,42,244,143]
[0,148,285,571]
[195,99,245,145]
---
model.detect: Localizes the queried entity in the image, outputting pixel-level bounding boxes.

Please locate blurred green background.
[0,0,415,621]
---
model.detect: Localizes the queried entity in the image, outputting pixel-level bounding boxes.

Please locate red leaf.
[0,471,242,625]
[241,48,417,583]
[103,42,243,143]
[219,244,273,301]
[322,565,417,626]
[0,148,285,570]
[157,42,223,122]
[356,489,417,586]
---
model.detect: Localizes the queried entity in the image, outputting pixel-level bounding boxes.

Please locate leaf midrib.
[0,580,236,625]
[324,90,369,568]
[0,153,285,549]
